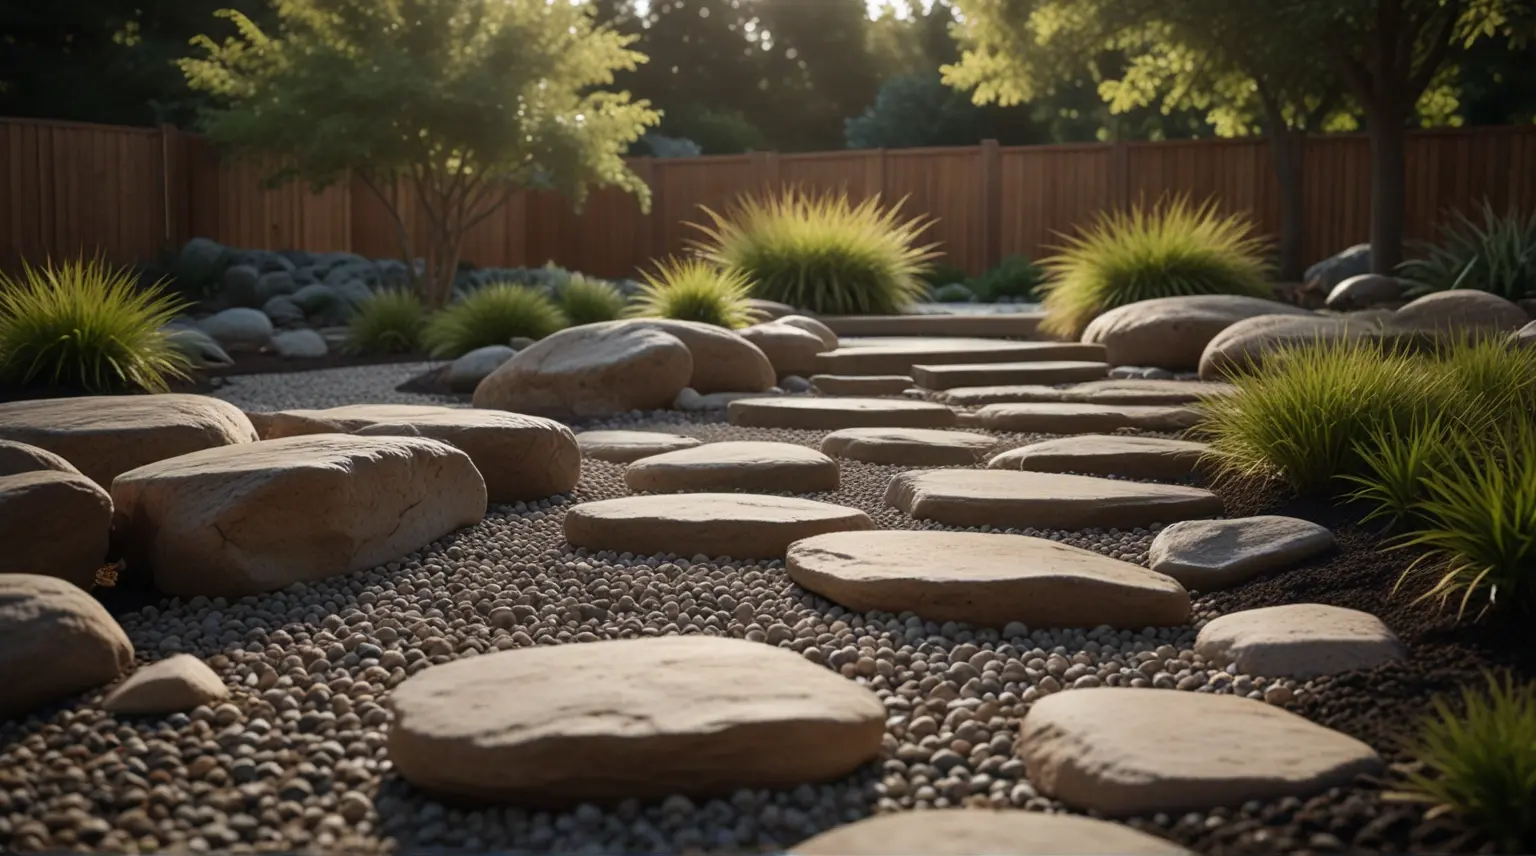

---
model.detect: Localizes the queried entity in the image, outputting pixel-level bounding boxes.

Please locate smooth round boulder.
[1150,516,1336,590]
[745,298,800,322]
[810,375,914,396]
[198,307,274,352]
[0,470,112,589]
[777,315,838,350]
[1199,315,1379,380]
[0,395,258,488]
[1194,604,1405,679]
[911,360,1109,390]
[619,319,776,394]
[0,575,134,719]
[787,531,1189,629]
[575,430,702,464]
[263,404,580,503]
[112,435,487,598]
[565,493,874,558]
[887,470,1223,530]
[625,441,838,494]
[792,810,1191,856]
[1082,295,1312,370]
[1326,274,1401,310]
[446,345,517,393]
[738,321,829,377]
[974,402,1202,434]
[472,323,694,420]
[387,636,886,804]
[729,397,957,430]
[0,439,80,478]
[1017,688,1383,815]
[1387,289,1529,339]
[988,435,1209,480]
[102,654,229,714]
[821,428,996,466]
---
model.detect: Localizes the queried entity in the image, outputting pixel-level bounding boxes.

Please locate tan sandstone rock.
[792,809,1191,856]
[887,470,1222,530]
[565,493,874,558]
[0,439,80,477]
[974,402,1203,434]
[473,323,694,420]
[575,431,702,463]
[0,574,134,718]
[988,435,1210,481]
[112,435,486,598]
[738,321,829,377]
[1198,314,1379,380]
[0,470,112,589]
[810,375,914,396]
[777,315,838,350]
[821,428,996,466]
[911,361,1109,390]
[1195,604,1406,679]
[625,441,839,494]
[1082,295,1312,370]
[102,654,229,714]
[387,636,886,803]
[728,397,956,429]
[620,319,776,393]
[1150,516,1336,590]
[941,379,1234,407]
[1387,289,1528,340]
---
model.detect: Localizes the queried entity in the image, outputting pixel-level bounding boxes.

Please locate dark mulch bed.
[1115,476,1530,855]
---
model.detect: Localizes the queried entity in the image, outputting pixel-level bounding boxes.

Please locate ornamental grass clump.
[0,257,190,393]
[1388,671,1536,851]
[1038,196,1272,338]
[557,274,628,326]
[690,188,938,315]
[627,258,756,329]
[422,283,566,358]
[1398,201,1536,301]
[345,289,427,355]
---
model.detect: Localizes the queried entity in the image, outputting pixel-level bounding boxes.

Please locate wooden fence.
[4,116,1534,279]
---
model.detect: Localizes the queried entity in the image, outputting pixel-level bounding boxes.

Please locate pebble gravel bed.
[210,363,461,412]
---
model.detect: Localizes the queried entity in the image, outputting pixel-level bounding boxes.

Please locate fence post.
[157,124,189,252]
[978,139,1002,273]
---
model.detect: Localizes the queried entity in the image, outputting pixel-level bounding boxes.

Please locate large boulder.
[1385,289,1529,342]
[620,319,776,393]
[777,315,838,350]
[473,323,694,420]
[1325,274,1401,311]
[1198,314,1379,380]
[738,321,828,377]
[0,470,112,589]
[1304,244,1371,292]
[0,575,134,718]
[111,435,486,598]
[0,395,258,488]
[1082,295,1311,370]
[0,439,79,478]
[199,307,274,353]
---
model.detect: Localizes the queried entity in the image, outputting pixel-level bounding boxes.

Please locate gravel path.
[211,363,459,412]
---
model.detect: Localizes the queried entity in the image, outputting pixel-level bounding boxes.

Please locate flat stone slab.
[886,470,1222,530]
[1150,516,1336,590]
[625,441,839,494]
[728,397,956,429]
[792,809,1191,855]
[388,636,885,804]
[941,379,1236,407]
[974,402,1203,434]
[988,435,1210,480]
[565,493,874,558]
[821,428,996,466]
[810,375,914,396]
[816,338,1106,377]
[818,313,1046,339]
[1017,688,1383,815]
[1195,604,1406,679]
[912,361,1110,390]
[787,531,1189,629]
[575,430,702,463]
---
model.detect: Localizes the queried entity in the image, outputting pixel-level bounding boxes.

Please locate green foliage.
[345,289,426,356]
[0,258,191,394]
[922,261,970,288]
[1037,197,1272,338]
[691,188,938,316]
[844,72,986,149]
[422,284,567,358]
[1389,671,1536,852]
[627,259,755,329]
[968,255,1046,302]
[1348,412,1460,527]
[557,275,628,326]
[1398,201,1536,300]
[931,283,976,303]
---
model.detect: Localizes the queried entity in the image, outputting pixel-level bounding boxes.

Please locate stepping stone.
[575,430,702,463]
[1017,687,1383,815]
[0,395,258,488]
[103,654,229,714]
[787,531,1189,629]
[819,314,1046,339]
[625,441,838,494]
[565,493,874,558]
[974,402,1202,434]
[728,397,956,429]
[816,338,1105,377]
[821,428,996,466]
[810,374,914,396]
[989,435,1210,481]
[1150,516,1336,590]
[942,379,1235,407]
[792,809,1191,855]
[1,574,134,719]
[887,470,1222,530]
[912,361,1110,390]
[112,435,486,598]
[265,404,580,502]
[0,470,112,589]
[388,636,885,804]
[1195,604,1406,679]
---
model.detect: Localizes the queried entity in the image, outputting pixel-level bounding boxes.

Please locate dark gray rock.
[220,265,262,308]
[262,295,307,329]
[199,308,274,353]
[1326,274,1401,311]
[176,238,229,290]
[271,329,328,359]
[1305,244,1372,291]
[291,283,339,315]
[255,271,297,305]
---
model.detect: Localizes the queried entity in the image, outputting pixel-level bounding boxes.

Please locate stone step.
[792,807,1192,855]
[912,361,1110,390]
[624,441,839,495]
[728,397,956,430]
[988,435,1210,481]
[974,402,1203,434]
[564,493,874,558]
[818,313,1047,339]
[1149,516,1336,590]
[885,469,1223,530]
[809,374,915,396]
[940,378,1235,407]
[815,338,1105,377]
[1194,604,1405,679]
[821,428,998,466]
[575,430,702,464]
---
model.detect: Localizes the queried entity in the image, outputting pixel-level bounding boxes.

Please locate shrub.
[1037,197,1272,339]
[969,255,1045,302]
[627,258,755,329]
[422,284,567,358]
[1398,201,1536,301]
[345,289,427,355]
[922,261,970,288]
[1348,412,1461,527]
[690,188,938,315]
[1388,671,1536,852]
[558,274,628,326]
[0,257,191,394]
[1432,334,1536,422]
[931,283,976,303]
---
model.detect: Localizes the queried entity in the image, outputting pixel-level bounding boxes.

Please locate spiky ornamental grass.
[422,283,567,358]
[557,274,628,326]
[627,258,756,329]
[690,188,938,316]
[1398,201,1536,301]
[0,257,191,393]
[345,289,427,355]
[1038,197,1272,339]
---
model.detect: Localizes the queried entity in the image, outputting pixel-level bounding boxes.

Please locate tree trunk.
[1265,127,1308,282]
[1366,107,1408,274]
